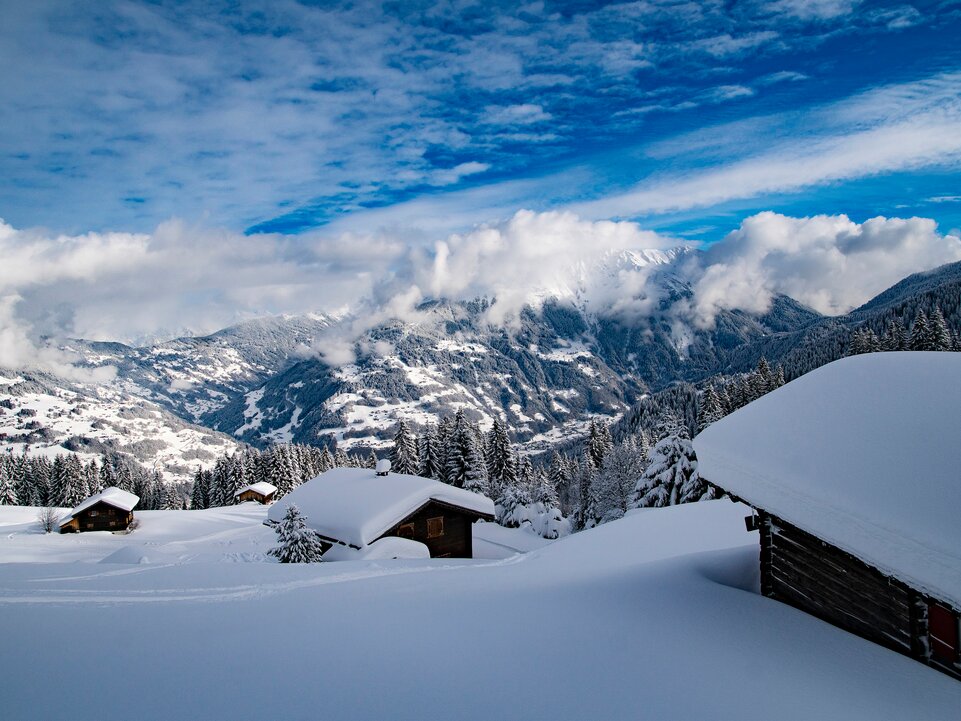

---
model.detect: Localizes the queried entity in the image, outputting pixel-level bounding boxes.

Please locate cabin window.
[427,517,444,538]
[397,523,415,539]
[928,602,959,663]
[89,510,98,517]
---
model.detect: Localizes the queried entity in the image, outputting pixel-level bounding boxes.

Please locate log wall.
[760,511,961,680]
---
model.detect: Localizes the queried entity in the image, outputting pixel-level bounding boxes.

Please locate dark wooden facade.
[379,500,493,558]
[60,501,135,534]
[236,488,275,504]
[757,510,961,680]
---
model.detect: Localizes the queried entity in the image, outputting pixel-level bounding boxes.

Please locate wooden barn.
[267,464,495,560]
[59,486,140,534]
[694,352,961,681]
[234,481,277,505]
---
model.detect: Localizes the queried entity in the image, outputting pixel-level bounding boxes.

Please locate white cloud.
[3,209,960,376]
[572,72,961,219]
[682,212,961,327]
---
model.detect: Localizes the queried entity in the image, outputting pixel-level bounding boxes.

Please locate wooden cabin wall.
[760,513,915,656]
[72,502,133,533]
[381,501,475,558]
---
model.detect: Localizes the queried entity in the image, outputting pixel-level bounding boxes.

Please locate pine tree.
[485,418,516,500]
[589,438,647,524]
[444,411,487,491]
[190,468,211,509]
[882,319,908,351]
[930,306,952,351]
[268,505,326,563]
[417,425,442,480]
[633,434,704,508]
[389,421,419,475]
[0,464,16,505]
[318,447,334,473]
[697,385,725,432]
[366,450,379,470]
[910,310,932,351]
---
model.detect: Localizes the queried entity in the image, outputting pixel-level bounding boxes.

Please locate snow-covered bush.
[496,485,571,540]
[267,504,325,563]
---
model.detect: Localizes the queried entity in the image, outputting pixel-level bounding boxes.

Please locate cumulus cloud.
[683,212,961,327]
[0,216,407,375]
[3,209,961,376]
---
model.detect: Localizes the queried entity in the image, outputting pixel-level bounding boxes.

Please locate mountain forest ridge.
[1,256,960,482]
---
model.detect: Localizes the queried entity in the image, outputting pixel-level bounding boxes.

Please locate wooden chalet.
[59,486,140,534]
[267,464,495,560]
[693,352,961,681]
[234,481,277,505]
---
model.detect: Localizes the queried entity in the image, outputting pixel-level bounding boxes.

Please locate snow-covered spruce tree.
[366,450,379,470]
[0,465,16,506]
[910,310,931,350]
[697,385,725,432]
[444,411,488,493]
[418,425,442,480]
[882,318,908,351]
[390,420,419,475]
[589,438,648,525]
[584,419,614,470]
[190,468,211,509]
[318,446,334,474]
[633,431,711,508]
[930,306,952,351]
[485,418,516,501]
[847,327,881,356]
[268,504,326,563]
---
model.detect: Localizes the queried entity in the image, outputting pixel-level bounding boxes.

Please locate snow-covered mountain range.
[3,253,960,478]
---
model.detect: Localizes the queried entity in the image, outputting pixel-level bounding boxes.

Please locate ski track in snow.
[0,554,528,606]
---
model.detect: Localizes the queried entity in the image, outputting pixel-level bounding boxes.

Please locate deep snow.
[0,500,959,720]
[695,352,961,607]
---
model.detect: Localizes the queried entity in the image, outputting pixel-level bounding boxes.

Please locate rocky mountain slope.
[6,255,960,470]
[0,371,241,482]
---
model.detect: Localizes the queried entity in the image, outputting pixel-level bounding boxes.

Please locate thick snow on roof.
[268,468,495,548]
[694,352,961,606]
[233,481,277,498]
[60,486,139,526]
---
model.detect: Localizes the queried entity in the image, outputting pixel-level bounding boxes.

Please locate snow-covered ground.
[0,501,958,719]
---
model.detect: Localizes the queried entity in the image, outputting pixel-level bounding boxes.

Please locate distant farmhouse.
[695,352,961,680]
[268,464,495,560]
[60,487,140,534]
[234,481,277,505]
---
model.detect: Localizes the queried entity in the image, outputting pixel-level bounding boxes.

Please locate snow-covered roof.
[233,481,277,498]
[60,486,140,526]
[694,352,961,606]
[267,468,495,548]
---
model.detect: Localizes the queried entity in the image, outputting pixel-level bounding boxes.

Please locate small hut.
[694,352,961,681]
[234,481,278,505]
[59,487,140,534]
[268,466,495,560]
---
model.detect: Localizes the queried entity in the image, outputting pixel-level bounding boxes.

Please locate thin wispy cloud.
[2,0,953,236]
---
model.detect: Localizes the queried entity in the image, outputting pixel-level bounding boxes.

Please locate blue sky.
[2,0,960,244]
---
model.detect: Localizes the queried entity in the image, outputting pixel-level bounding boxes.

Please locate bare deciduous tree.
[37,507,61,533]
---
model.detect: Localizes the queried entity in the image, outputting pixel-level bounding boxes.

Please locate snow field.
[0,500,958,719]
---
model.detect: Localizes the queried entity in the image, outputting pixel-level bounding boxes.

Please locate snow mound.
[694,352,961,606]
[99,546,149,565]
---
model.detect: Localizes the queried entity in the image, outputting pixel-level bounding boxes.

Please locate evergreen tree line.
[847,304,960,356]
[555,413,713,531]
[0,450,188,510]
[391,411,569,539]
[189,442,378,510]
